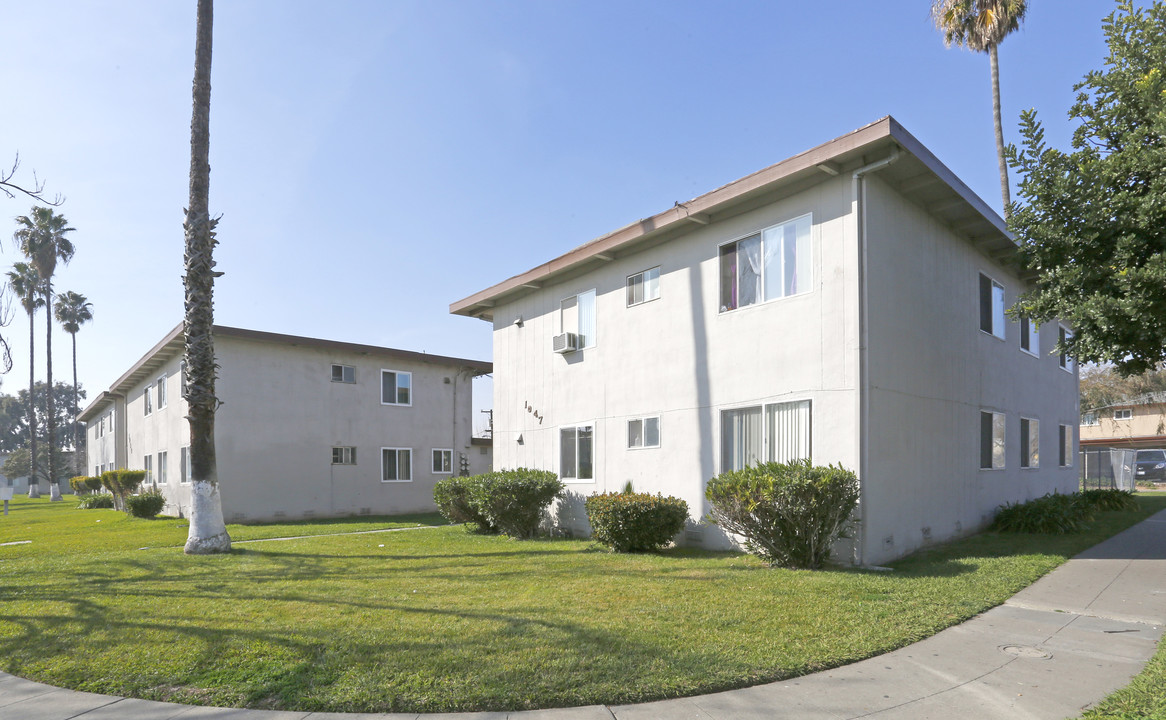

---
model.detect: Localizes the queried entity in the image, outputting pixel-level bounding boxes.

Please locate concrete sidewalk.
[3,510,1164,720]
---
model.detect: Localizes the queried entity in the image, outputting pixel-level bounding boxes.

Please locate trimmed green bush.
[125,490,166,519]
[991,492,1093,534]
[85,476,103,492]
[77,493,114,509]
[585,492,689,552]
[706,460,859,569]
[101,469,149,512]
[1079,488,1139,512]
[433,476,497,533]
[69,476,92,494]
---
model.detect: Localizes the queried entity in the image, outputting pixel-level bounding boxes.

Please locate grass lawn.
[1,494,1163,713]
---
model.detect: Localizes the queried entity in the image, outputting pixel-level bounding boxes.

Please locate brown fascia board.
[450,116,1013,319]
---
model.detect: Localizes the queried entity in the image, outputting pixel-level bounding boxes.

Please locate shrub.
[585,492,689,552]
[125,490,166,519]
[468,469,564,539]
[706,460,859,569]
[77,494,114,509]
[1079,488,1138,512]
[69,476,92,494]
[990,492,1094,534]
[101,469,148,511]
[434,476,497,533]
[85,476,104,492]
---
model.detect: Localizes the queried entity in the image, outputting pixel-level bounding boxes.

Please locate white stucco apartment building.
[79,324,492,522]
[451,117,1078,565]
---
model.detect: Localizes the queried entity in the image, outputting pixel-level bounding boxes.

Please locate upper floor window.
[560,290,596,349]
[1114,408,1132,420]
[381,370,412,406]
[1020,318,1040,355]
[97,416,105,438]
[332,446,357,465]
[331,364,356,384]
[432,449,452,474]
[1059,326,1076,372]
[156,376,167,409]
[626,267,660,307]
[979,273,1006,339]
[144,386,152,415]
[720,215,812,312]
[1082,412,1099,426]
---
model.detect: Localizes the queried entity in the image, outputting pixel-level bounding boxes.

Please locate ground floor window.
[1059,425,1072,467]
[721,399,811,472]
[432,448,452,474]
[980,411,1005,470]
[381,448,412,482]
[332,446,357,465]
[560,424,594,481]
[157,451,168,484]
[1020,417,1039,468]
[143,454,153,483]
[627,417,660,449]
[180,447,191,483]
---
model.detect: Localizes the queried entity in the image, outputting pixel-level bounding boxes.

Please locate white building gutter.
[853,149,900,567]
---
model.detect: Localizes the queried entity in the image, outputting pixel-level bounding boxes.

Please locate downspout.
[852,148,900,567]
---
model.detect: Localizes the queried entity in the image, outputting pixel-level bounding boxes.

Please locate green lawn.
[1,494,1163,713]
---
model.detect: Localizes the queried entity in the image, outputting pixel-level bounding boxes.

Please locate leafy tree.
[3,444,76,485]
[14,206,75,501]
[6,262,43,497]
[183,0,230,554]
[1080,363,1166,411]
[1008,1,1166,375]
[54,291,92,475]
[931,0,1028,217]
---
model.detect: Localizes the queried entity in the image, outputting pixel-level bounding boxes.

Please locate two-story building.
[451,117,1078,565]
[1080,393,1166,450]
[79,324,491,522]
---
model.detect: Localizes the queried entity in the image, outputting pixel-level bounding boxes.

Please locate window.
[1059,425,1072,467]
[1020,318,1040,355]
[720,215,812,312]
[157,451,168,485]
[432,449,452,474]
[144,386,152,415]
[180,447,191,483]
[1114,408,1132,420]
[97,416,104,438]
[979,273,1006,339]
[332,447,357,465]
[626,267,661,307]
[627,417,661,449]
[1020,418,1039,468]
[980,411,1005,470]
[560,424,594,481]
[331,364,356,383]
[722,399,811,472]
[560,289,597,349]
[143,454,153,482]
[381,448,412,482]
[381,370,412,406]
[156,376,167,409]
[1059,326,1075,372]
[1082,412,1099,426]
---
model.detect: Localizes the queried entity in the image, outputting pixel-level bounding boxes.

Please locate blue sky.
[0,0,1137,432]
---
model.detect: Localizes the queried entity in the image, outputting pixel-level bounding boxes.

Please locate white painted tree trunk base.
[48,483,62,502]
[185,478,231,554]
[27,485,40,499]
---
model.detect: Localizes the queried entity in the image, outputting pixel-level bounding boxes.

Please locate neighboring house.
[0,451,77,495]
[78,324,492,522]
[1080,392,1166,450]
[450,117,1078,565]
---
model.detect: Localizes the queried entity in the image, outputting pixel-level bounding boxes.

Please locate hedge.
[585,492,689,552]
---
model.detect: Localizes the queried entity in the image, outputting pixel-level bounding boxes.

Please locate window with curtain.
[381,448,412,482]
[381,370,412,406]
[560,290,597,349]
[719,215,812,312]
[766,400,811,463]
[980,411,1006,469]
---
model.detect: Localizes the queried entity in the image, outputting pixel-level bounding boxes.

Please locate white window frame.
[431,448,453,474]
[980,410,1006,470]
[1059,326,1076,372]
[380,447,412,482]
[719,214,813,314]
[180,447,191,484]
[331,364,356,384]
[380,369,413,407]
[979,273,1006,340]
[1059,424,1073,468]
[560,423,595,483]
[156,375,167,409]
[332,446,357,465]
[626,416,661,449]
[143,454,153,483]
[720,399,812,473]
[1114,408,1132,421]
[559,289,597,350]
[626,266,661,307]
[1020,318,1040,356]
[1020,417,1039,469]
[1082,412,1099,426]
[157,451,168,485]
[144,386,152,416]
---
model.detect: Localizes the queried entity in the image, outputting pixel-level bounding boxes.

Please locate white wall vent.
[552,332,578,354]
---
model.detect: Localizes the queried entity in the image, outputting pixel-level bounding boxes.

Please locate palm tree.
[184,0,230,554]
[931,0,1028,217]
[6,263,43,497]
[54,291,93,476]
[14,206,75,501]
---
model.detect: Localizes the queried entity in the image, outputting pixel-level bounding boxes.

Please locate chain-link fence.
[1079,448,1136,491]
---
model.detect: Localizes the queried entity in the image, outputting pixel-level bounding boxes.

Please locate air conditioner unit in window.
[552,332,578,354]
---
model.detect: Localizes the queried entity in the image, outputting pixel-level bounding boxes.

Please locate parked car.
[1134,449,1166,481]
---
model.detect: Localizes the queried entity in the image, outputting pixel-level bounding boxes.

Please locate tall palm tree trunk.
[184,0,230,554]
[990,44,1011,218]
[45,289,61,501]
[70,331,79,476]
[26,310,38,499]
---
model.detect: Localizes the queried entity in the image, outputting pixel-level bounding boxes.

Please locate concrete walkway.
[3,510,1164,720]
